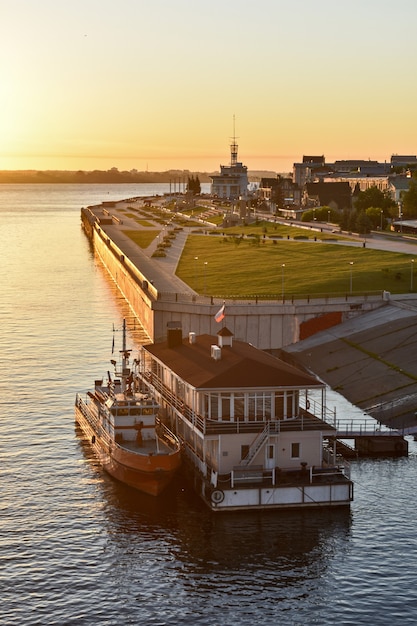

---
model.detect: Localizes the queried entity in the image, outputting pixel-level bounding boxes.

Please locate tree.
[356,211,372,235]
[187,175,201,195]
[339,208,350,230]
[195,175,201,195]
[401,177,417,218]
[354,186,395,212]
[366,206,386,230]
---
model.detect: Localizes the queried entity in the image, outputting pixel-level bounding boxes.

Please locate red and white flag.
[214,304,225,323]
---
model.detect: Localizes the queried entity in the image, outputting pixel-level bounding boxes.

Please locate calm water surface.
[1,184,417,625]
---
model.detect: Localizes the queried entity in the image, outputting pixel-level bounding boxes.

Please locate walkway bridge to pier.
[334,420,408,457]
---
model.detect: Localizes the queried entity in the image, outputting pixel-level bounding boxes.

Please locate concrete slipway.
[285,298,417,430]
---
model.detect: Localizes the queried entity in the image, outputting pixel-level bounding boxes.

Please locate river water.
[1,183,417,626]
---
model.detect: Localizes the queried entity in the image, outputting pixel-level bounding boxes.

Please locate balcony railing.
[142,372,335,435]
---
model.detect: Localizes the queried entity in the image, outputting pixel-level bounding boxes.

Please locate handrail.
[239,424,269,467]
[239,421,282,467]
[139,373,334,436]
[155,290,384,305]
[336,420,401,436]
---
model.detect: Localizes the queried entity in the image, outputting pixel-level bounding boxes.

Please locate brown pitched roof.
[305,181,351,209]
[143,333,323,390]
[217,326,233,337]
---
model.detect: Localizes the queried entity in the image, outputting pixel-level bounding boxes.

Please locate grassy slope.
[177,235,416,297]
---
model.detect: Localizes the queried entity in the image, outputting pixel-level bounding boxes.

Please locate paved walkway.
[94,198,417,295]
[91,198,196,294]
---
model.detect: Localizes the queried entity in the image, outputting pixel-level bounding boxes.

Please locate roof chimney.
[189,332,196,344]
[167,321,182,348]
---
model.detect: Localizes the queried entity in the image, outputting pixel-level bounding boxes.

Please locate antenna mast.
[230,114,238,166]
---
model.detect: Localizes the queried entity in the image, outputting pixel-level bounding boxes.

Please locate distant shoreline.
[0,168,279,185]
[0,169,212,185]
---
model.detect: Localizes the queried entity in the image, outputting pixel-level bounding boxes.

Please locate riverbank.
[0,169,214,184]
[85,192,417,427]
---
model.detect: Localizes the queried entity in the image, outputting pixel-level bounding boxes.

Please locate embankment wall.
[86,214,387,349]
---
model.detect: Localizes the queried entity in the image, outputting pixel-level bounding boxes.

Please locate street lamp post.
[380,210,383,231]
[327,210,330,224]
[204,261,208,296]
[281,264,285,301]
[194,256,199,291]
[411,259,415,291]
[349,261,354,293]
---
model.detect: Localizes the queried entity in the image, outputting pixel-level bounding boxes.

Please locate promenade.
[91,197,195,294]
[94,197,417,293]
[87,195,417,428]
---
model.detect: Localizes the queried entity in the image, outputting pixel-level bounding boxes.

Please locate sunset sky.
[1,0,416,173]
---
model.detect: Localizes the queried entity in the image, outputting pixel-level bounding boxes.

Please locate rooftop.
[143,331,323,390]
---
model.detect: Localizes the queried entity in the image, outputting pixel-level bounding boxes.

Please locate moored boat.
[75,320,182,496]
[136,323,354,511]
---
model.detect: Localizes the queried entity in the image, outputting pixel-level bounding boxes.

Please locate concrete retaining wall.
[90,219,387,349]
[93,225,155,341]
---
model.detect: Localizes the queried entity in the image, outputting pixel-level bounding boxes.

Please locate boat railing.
[156,420,181,452]
[75,393,114,449]
[75,393,95,425]
[225,463,350,489]
[181,436,350,491]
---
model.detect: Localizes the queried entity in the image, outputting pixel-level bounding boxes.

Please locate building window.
[221,393,231,421]
[234,394,244,419]
[248,392,272,420]
[209,394,219,420]
[291,442,300,459]
[274,392,284,419]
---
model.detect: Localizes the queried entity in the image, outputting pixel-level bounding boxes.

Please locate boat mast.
[120,319,131,394]
[109,319,132,394]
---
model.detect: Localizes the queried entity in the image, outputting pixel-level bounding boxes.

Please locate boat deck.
[216,466,351,491]
[119,438,174,456]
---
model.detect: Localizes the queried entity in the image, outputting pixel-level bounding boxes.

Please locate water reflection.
[77,426,351,584]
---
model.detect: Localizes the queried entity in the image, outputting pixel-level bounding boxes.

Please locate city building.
[210,133,249,199]
[138,325,353,512]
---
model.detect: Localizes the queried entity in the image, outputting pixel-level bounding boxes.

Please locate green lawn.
[135,219,155,227]
[123,229,160,248]
[176,235,417,298]
[123,214,155,227]
[223,220,345,241]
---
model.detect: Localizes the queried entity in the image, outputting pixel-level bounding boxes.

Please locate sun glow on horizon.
[1,1,416,174]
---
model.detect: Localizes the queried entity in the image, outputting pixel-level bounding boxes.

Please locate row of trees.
[302,203,388,233]
[301,173,417,233]
[187,175,201,194]
[0,169,211,184]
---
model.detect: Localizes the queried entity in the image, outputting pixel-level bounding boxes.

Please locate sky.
[1,0,417,174]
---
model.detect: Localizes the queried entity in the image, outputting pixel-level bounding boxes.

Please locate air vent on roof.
[217,326,233,347]
[211,345,221,361]
[189,332,196,344]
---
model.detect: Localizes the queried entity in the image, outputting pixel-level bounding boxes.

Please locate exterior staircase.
[239,421,280,467]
